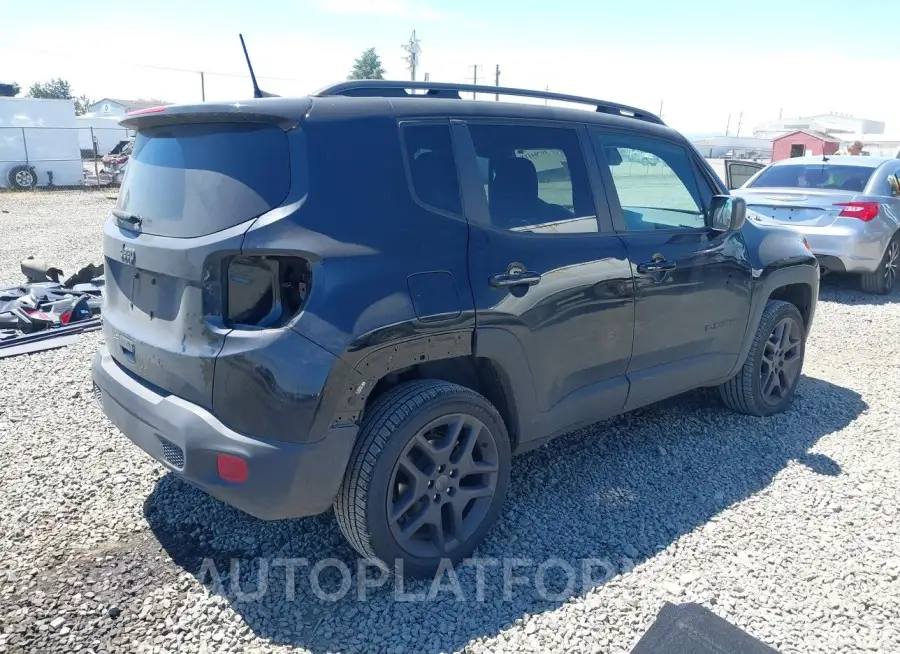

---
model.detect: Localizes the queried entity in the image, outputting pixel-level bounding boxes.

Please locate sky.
[2,0,899,136]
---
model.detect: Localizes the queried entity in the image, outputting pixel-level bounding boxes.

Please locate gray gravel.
[1,190,899,654]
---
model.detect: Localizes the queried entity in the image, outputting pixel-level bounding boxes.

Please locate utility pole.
[725,113,731,136]
[401,30,421,81]
[200,72,206,102]
[469,64,481,99]
[545,85,549,105]
[736,111,743,137]
[658,99,663,120]
[494,64,500,101]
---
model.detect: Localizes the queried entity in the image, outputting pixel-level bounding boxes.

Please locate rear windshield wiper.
[112,209,142,229]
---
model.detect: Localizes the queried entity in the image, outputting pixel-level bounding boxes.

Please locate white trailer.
[0,97,84,189]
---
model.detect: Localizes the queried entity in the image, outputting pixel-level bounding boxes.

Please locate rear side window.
[402,123,462,216]
[467,123,598,234]
[118,123,292,238]
[748,164,875,191]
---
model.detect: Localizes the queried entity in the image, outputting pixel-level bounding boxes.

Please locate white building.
[85,98,168,118]
[753,113,886,140]
[691,136,772,160]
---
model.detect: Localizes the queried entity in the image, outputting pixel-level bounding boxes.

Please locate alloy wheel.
[14,169,35,188]
[884,241,899,289]
[387,413,500,558]
[760,317,803,406]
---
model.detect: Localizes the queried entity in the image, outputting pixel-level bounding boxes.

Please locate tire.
[860,236,900,295]
[334,379,511,578]
[7,165,36,190]
[718,300,806,417]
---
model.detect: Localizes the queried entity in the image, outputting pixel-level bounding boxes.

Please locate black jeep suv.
[93,81,819,577]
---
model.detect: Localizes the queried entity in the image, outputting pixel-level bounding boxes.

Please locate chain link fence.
[1,126,135,192]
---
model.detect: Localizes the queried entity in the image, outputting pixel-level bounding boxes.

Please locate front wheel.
[719,300,806,417]
[860,236,900,295]
[334,380,511,578]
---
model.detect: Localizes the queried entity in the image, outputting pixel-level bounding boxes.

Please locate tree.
[28,78,74,100]
[348,48,385,80]
[0,82,20,97]
[74,94,92,116]
[25,79,91,114]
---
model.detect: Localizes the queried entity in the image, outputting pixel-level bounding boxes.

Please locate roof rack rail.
[313,80,665,125]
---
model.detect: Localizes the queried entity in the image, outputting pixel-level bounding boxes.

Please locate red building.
[772,130,841,161]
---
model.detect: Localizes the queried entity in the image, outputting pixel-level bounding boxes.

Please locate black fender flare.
[324,329,474,425]
[323,325,539,450]
[725,263,819,381]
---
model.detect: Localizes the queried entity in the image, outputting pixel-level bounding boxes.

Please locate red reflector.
[127,105,167,116]
[60,311,72,325]
[217,454,248,483]
[835,202,879,221]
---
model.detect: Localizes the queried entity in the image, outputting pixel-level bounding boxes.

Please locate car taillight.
[834,202,879,221]
[127,105,167,116]
[223,255,311,329]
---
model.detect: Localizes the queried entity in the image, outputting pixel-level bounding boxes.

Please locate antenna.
[239,34,278,98]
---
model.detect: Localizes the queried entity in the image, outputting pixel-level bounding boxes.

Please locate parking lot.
[1,190,899,654]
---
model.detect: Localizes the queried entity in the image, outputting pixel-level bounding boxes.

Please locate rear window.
[748,164,875,192]
[117,123,292,238]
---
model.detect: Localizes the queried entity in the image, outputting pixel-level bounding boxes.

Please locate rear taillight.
[835,202,879,221]
[223,255,311,329]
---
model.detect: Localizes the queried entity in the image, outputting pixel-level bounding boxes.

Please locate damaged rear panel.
[102,102,312,413]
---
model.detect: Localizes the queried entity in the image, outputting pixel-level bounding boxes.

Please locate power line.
[0,41,304,82]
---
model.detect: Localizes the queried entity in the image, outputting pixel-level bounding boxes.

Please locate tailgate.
[101,222,247,409]
[101,119,297,408]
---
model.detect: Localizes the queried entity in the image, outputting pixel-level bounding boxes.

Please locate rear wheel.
[719,300,806,417]
[334,380,511,578]
[860,236,900,295]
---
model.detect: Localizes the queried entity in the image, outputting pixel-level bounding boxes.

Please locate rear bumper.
[777,223,890,273]
[92,345,357,520]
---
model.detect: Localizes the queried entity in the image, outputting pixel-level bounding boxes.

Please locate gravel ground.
[1,190,899,654]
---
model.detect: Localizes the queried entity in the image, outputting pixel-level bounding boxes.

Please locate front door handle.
[489,271,542,288]
[637,260,677,274]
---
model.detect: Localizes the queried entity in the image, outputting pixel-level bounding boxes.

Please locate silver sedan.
[733,155,900,294]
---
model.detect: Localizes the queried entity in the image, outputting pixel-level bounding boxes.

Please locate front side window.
[402,123,462,216]
[467,123,598,234]
[591,131,708,231]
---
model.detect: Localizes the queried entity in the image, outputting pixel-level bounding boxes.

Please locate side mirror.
[707,195,746,232]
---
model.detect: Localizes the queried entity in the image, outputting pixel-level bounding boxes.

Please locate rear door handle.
[636,260,677,274]
[489,271,542,288]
